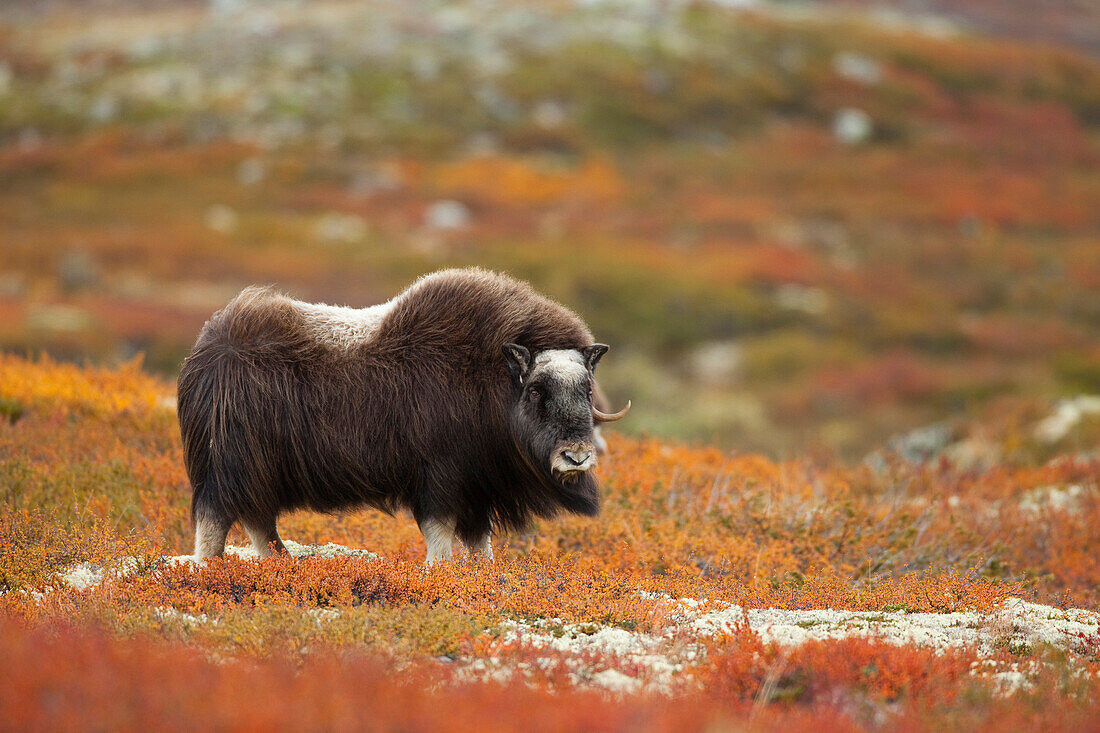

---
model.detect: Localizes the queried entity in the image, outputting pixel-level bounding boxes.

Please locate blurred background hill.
[1,0,1098,459]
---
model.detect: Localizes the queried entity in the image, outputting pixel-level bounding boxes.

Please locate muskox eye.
[528,387,542,402]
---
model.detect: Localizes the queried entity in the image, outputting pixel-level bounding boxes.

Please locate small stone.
[58,250,99,291]
[26,304,94,333]
[833,52,882,85]
[888,422,954,464]
[1034,396,1100,444]
[688,341,742,387]
[424,200,471,231]
[314,211,368,244]
[236,157,265,186]
[61,563,104,591]
[204,204,239,234]
[532,100,567,130]
[834,108,873,145]
[89,94,119,123]
[774,284,829,315]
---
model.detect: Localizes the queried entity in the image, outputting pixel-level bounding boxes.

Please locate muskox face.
[503,343,619,515]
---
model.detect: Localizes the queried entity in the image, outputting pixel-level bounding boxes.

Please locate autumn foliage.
[3,0,1100,728]
[1,354,1098,729]
[4,1,1100,458]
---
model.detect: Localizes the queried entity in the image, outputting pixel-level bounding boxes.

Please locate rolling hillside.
[2,3,1099,729]
[2,0,1099,456]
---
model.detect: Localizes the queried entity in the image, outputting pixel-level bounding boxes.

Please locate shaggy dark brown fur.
[178,268,610,556]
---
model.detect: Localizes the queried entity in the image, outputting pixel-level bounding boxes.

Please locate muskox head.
[502,343,630,516]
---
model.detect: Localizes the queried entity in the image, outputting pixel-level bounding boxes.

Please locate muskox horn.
[593,400,631,423]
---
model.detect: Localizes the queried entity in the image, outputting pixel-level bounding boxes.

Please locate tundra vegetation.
[2,0,1100,730]
[2,0,1099,459]
[2,355,1099,730]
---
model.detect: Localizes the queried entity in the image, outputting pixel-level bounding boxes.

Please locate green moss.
[0,396,25,424]
[1056,353,1100,394]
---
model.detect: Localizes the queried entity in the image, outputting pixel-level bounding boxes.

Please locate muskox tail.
[178,343,232,529]
[178,358,207,515]
[179,290,310,555]
[178,331,277,556]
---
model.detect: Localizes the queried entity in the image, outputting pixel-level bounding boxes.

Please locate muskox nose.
[552,443,597,476]
[563,449,592,466]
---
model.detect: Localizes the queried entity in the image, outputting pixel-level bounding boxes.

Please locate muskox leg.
[419,516,456,563]
[593,427,608,456]
[462,532,493,561]
[193,512,233,559]
[243,517,288,558]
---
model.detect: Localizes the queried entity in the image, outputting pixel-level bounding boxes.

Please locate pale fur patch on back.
[294,299,397,349]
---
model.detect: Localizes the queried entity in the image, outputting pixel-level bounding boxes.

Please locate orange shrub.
[433,155,624,207]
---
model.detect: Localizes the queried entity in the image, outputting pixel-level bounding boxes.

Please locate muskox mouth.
[551,444,597,482]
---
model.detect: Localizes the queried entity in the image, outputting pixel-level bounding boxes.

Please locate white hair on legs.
[464,531,493,560]
[242,518,287,557]
[420,516,456,563]
[193,515,232,559]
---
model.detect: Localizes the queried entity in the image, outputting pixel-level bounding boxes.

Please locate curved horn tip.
[593,399,631,423]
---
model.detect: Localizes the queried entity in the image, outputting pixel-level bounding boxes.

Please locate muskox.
[177,268,630,561]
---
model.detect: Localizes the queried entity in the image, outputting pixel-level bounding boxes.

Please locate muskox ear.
[582,344,609,372]
[502,343,532,383]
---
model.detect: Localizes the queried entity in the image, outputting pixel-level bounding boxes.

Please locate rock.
[89,94,119,123]
[1033,396,1100,444]
[532,100,567,130]
[348,165,404,197]
[1018,484,1094,515]
[58,250,99,291]
[473,85,520,123]
[424,200,471,231]
[590,669,642,694]
[26,304,94,333]
[60,563,103,591]
[834,108,873,145]
[314,211,368,244]
[774,284,829,315]
[204,204,239,234]
[887,422,954,464]
[943,436,1001,472]
[833,52,882,85]
[462,133,501,158]
[688,341,742,387]
[236,157,265,185]
[167,540,378,564]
